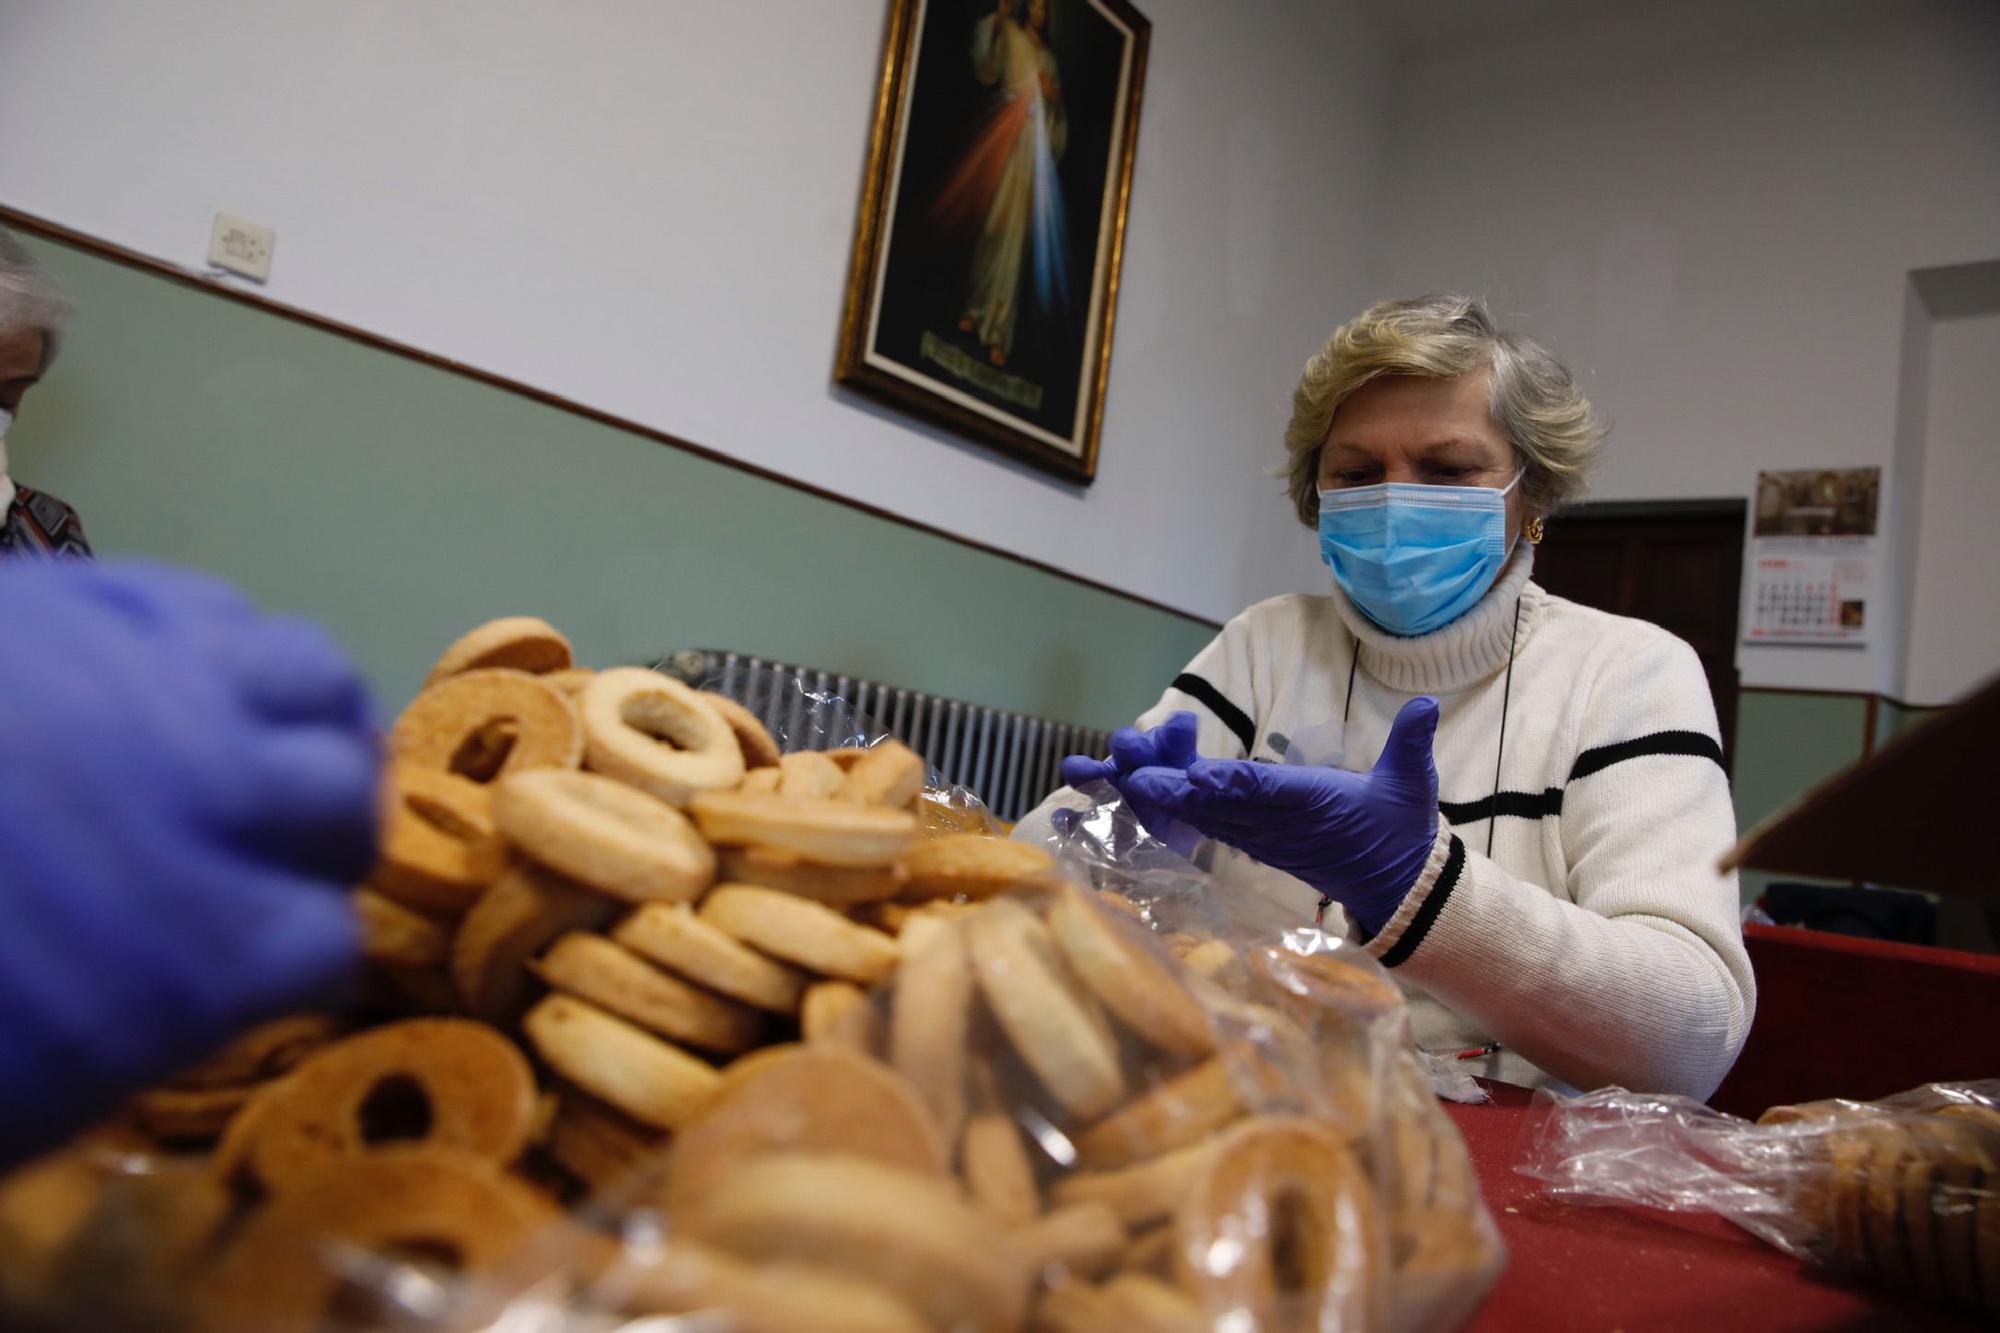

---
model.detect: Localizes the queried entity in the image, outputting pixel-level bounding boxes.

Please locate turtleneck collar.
[1329,546,1545,695]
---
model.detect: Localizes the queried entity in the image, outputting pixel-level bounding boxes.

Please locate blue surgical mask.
[1317,473,1520,636]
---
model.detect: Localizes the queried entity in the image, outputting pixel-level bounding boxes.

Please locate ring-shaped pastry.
[391,668,582,782]
[425,616,573,684]
[524,995,722,1132]
[494,768,716,903]
[699,885,900,986]
[660,1045,948,1220]
[373,764,509,914]
[966,898,1124,1121]
[690,791,917,868]
[1170,1116,1384,1331]
[1048,887,1216,1059]
[198,1148,559,1328]
[582,668,745,806]
[215,1018,539,1193]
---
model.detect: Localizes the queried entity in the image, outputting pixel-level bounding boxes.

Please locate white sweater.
[1020,551,1755,1100]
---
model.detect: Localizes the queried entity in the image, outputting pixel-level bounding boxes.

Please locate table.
[1445,1083,1982,1331]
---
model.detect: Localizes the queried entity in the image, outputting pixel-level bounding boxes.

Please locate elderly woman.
[1030,294,1752,1100]
[0,228,91,557]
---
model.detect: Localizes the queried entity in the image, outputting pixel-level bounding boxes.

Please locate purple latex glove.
[0,560,378,1164]
[1060,711,1204,857]
[1124,697,1443,933]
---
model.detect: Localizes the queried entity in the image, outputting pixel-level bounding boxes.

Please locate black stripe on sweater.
[1169,673,1257,756]
[1439,730,1725,827]
[1567,730,1725,781]
[1380,834,1465,968]
[1439,788,1563,825]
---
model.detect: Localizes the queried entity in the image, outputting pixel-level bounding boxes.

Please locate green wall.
[10,235,1213,727]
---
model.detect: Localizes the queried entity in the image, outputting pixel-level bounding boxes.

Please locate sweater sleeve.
[1014,611,1266,844]
[1357,631,1755,1100]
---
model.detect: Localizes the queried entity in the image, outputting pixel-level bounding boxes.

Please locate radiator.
[659,650,1112,822]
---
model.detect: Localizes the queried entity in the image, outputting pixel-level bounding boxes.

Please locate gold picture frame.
[836,0,1151,485]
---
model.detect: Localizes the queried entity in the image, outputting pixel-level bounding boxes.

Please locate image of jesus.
[932,0,1070,367]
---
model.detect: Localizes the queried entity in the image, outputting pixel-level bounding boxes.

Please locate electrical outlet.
[208,211,274,282]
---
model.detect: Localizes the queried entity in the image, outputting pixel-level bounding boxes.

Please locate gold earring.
[1525,516,1546,545]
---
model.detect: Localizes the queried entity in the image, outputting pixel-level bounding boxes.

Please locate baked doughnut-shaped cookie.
[355,886,451,968]
[216,1018,538,1193]
[582,668,745,805]
[718,845,906,905]
[967,898,1125,1120]
[392,668,583,783]
[660,1046,948,1219]
[801,981,876,1050]
[534,931,759,1055]
[1012,1201,1124,1281]
[1048,887,1216,1058]
[700,885,901,985]
[778,750,846,799]
[1172,1116,1384,1331]
[700,692,782,769]
[544,1091,668,1197]
[1249,945,1405,1026]
[425,616,573,684]
[545,667,597,699]
[690,791,918,868]
[890,914,974,1143]
[166,1015,341,1091]
[602,1240,930,1333]
[451,862,618,1023]
[963,1112,1039,1224]
[738,767,783,795]
[495,768,716,903]
[615,904,809,1014]
[1050,1137,1221,1227]
[835,741,925,808]
[525,995,723,1132]
[684,1151,1027,1333]
[1073,1055,1262,1170]
[901,833,1058,900]
[129,1084,253,1141]
[199,1148,559,1330]
[373,764,508,914]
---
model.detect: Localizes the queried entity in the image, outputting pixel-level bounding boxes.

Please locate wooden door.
[1532,499,1746,771]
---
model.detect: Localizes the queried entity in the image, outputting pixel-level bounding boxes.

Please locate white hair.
[0,227,73,372]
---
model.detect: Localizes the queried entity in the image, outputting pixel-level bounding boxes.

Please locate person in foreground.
[1024,294,1753,1100]
[0,559,378,1165]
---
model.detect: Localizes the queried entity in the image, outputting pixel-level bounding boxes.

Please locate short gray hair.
[1282,294,1605,525]
[0,227,73,372]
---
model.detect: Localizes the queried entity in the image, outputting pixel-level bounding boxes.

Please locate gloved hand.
[1061,711,1204,857]
[0,560,379,1163]
[1123,697,1443,934]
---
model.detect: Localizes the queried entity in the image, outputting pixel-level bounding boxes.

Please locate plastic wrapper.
[1519,1080,2000,1316]
[0,668,1503,1333]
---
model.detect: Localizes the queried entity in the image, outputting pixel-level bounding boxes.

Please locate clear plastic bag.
[1518,1079,2000,1316]
[0,680,1503,1333]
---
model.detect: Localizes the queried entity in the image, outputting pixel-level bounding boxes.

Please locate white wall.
[1364,0,2000,694]
[1905,307,2000,702]
[0,0,1379,624]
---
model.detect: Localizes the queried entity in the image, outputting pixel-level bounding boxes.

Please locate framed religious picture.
[836,0,1151,484]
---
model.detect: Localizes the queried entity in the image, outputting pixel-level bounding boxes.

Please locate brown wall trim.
[1,204,1224,633]
[1740,683,1946,713]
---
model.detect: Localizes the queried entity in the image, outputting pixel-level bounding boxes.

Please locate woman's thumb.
[1373,697,1440,781]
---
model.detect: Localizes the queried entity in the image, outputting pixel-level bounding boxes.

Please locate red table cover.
[1447,1083,1984,1331]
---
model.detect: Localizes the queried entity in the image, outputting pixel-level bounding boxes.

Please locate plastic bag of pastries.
[0,633,1502,1332]
[1520,1075,2000,1317]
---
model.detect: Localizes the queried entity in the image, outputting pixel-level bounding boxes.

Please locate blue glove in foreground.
[0,561,378,1163]
[1061,711,1204,857]
[1124,697,1443,935]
